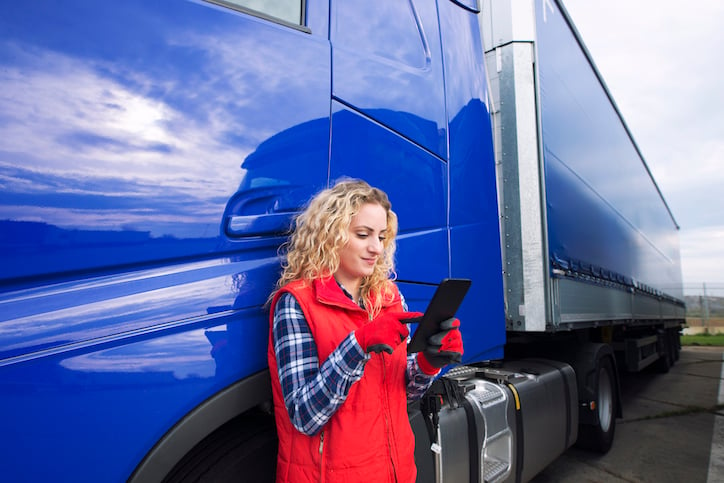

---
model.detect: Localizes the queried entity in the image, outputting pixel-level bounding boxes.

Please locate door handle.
[225,212,296,238]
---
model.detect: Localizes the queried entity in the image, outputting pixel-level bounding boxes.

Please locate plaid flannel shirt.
[272,288,437,436]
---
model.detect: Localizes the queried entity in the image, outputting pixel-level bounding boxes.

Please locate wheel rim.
[598,366,613,432]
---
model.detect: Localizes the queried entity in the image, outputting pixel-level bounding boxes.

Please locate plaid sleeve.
[272,292,369,436]
[399,290,438,399]
[406,353,438,400]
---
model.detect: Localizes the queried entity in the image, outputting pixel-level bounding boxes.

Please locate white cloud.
[680,226,724,294]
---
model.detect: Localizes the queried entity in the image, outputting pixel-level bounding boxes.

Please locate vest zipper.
[318,430,325,483]
[381,355,399,482]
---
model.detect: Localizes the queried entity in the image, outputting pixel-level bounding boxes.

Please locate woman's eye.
[356,233,368,238]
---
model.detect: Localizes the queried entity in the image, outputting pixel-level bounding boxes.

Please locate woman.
[268,179,463,482]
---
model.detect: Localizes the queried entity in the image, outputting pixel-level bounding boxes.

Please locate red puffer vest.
[268,277,416,483]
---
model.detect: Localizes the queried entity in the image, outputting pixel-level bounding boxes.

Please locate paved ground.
[531,346,724,483]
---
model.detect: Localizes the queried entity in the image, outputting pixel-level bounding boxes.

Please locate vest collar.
[313,276,362,311]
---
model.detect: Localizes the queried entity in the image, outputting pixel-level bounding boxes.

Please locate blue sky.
[563,0,724,295]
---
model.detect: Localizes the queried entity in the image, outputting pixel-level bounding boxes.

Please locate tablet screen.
[407,278,471,354]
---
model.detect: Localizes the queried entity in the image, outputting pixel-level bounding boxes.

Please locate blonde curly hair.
[274,179,398,316]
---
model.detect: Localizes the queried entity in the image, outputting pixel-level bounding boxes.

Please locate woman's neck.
[334,276,361,303]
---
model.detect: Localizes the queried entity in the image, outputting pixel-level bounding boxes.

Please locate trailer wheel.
[653,330,675,373]
[577,357,616,453]
[163,407,277,483]
[672,329,681,362]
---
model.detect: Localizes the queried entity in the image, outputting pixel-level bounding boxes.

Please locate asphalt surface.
[531,346,724,483]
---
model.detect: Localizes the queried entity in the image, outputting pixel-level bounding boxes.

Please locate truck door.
[438,0,506,360]
[0,2,331,481]
[328,0,449,288]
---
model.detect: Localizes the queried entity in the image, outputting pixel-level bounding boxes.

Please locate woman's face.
[335,202,388,293]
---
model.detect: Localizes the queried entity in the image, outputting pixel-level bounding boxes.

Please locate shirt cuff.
[416,352,441,376]
[331,333,370,377]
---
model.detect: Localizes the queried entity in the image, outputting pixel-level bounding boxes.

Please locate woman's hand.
[417,317,463,373]
[354,311,421,354]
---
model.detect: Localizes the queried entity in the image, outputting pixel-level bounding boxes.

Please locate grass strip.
[681,333,724,346]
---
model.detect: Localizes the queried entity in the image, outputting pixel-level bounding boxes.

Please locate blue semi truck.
[0,1,684,481]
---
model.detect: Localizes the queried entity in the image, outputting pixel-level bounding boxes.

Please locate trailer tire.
[653,330,675,373]
[162,407,277,483]
[672,329,681,362]
[576,357,616,453]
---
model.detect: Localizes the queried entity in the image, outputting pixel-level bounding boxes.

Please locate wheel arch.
[570,342,623,424]
[128,370,273,483]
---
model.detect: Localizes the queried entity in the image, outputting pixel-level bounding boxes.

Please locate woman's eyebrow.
[354,225,387,233]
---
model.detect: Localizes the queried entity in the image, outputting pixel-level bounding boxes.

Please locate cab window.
[208,0,304,26]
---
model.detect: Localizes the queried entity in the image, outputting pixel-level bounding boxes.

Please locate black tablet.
[407,278,471,354]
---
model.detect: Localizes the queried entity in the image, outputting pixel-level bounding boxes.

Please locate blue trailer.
[0,1,683,481]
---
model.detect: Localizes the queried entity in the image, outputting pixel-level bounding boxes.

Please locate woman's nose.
[368,237,382,253]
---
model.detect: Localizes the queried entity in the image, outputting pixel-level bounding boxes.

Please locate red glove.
[417,318,463,374]
[355,312,421,354]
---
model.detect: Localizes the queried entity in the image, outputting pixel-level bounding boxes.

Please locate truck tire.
[162,408,277,483]
[576,357,616,453]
